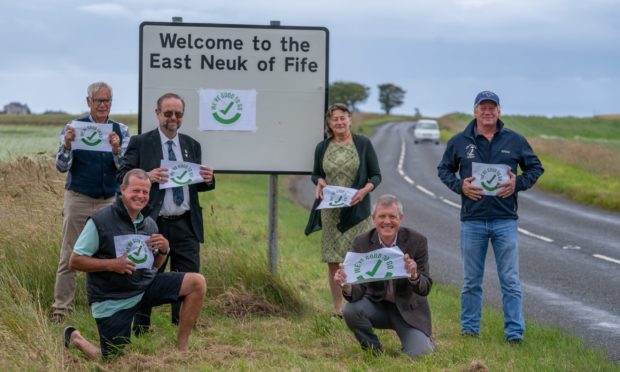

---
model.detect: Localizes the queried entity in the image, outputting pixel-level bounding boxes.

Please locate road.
[294,122,620,360]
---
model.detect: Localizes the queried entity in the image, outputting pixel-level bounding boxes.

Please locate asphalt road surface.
[295,122,620,360]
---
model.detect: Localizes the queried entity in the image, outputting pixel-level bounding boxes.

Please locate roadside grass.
[439,113,620,212]
[0,157,616,370]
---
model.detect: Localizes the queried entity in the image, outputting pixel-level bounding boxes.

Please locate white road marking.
[416,185,435,197]
[593,254,620,265]
[440,197,461,209]
[562,245,581,250]
[518,228,554,243]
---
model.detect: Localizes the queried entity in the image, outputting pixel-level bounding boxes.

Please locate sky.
[1,0,619,117]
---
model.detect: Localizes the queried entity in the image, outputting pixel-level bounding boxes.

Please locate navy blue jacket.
[437,119,543,221]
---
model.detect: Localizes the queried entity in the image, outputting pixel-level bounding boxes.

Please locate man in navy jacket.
[437,91,543,343]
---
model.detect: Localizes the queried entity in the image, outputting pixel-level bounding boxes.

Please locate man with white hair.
[52,82,130,322]
[334,194,434,359]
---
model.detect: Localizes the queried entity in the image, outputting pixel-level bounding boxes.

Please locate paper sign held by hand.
[471,162,511,196]
[343,247,410,285]
[114,234,154,270]
[68,121,113,152]
[159,160,204,189]
[317,185,357,210]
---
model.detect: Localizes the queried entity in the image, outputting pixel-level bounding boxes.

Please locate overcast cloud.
[1,0,618,116]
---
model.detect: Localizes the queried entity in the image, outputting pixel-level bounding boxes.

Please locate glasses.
[91,98,112,105]
[161,110,184,118]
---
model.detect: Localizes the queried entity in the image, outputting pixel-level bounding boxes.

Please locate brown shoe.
[51,313,66,323]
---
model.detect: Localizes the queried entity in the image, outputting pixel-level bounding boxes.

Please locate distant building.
[2,102,31,115]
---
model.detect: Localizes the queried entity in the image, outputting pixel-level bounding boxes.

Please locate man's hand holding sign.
[147,160,214,187]
[62,121,121,153]
[462,162,515,200]
[335,249,419,296]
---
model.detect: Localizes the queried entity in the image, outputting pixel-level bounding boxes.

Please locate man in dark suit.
[334,194,434,359]
[117,92,215,331]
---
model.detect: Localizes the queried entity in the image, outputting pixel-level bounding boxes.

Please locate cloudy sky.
[1,0,618,117]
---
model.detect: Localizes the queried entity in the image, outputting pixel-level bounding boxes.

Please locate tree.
[377,83,406,115]
[413,107,422,120]
[328,81,370,112]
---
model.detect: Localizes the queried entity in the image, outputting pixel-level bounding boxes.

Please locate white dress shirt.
[158,128,190,216]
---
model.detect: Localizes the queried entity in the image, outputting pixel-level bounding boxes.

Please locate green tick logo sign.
[480,167,505,192]
[353,252,395,282]
[211,92,243,125]
[328,194,346,207]
[169,164,194,185]
[79,126,104,146]
[126,238,149,264]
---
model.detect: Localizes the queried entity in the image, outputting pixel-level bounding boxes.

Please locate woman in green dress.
[305,103,382,317]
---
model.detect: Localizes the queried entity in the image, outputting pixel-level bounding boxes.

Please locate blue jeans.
[460,219,524,340]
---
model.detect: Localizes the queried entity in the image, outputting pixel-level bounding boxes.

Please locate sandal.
[64,326,76,349]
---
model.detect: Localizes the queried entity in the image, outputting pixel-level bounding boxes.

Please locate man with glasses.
[52,82,130,322]
[117,92,215,333]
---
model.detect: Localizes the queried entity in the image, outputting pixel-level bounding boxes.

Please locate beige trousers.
[52,190,114,316]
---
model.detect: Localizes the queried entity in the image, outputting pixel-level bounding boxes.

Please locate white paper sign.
[199,89,257,132]
[159,160,204,190]
[113,234,154,270]
[343,247,410,285]
[317,185,357,209]
[471,162,511,196]
[67,121,113,152]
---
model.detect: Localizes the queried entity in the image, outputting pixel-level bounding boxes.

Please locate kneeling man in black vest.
[64,168,206,359]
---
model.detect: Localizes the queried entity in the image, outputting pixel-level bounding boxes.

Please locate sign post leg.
[268,174,278,273]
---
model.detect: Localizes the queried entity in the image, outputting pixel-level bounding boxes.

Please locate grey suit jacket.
[344,227,433,337]
[117,129,215,242]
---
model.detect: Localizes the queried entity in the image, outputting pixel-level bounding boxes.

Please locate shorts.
[95,272,185,359]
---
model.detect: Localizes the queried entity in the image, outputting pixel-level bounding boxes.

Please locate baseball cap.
[474,91,500,106]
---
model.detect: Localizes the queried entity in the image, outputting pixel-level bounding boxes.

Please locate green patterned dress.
[321,141,372,262]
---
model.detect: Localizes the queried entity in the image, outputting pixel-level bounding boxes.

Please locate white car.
[413,119,440,145]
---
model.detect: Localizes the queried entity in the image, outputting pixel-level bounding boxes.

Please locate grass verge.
[0,158,616,370]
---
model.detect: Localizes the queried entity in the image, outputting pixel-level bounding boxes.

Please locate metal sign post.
[268,174,278,272]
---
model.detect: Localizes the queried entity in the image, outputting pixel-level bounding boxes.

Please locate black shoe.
[506,337,523,345]
[63,326,76,349]
[331,312,343,320]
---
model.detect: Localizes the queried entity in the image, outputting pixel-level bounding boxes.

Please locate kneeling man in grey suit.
[334,194,435,359]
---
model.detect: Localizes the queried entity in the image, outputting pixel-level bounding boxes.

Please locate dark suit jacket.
[344,227,433,337]
[117,129,215,242]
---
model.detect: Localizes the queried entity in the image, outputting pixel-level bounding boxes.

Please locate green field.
[0,115,137,161]
[443,113,620,148]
